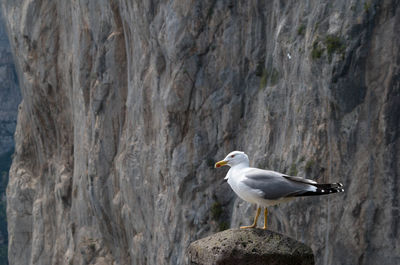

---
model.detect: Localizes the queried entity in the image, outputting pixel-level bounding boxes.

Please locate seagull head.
[215,151,249,168]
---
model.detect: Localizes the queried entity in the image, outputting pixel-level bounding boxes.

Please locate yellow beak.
[215,160,228,168]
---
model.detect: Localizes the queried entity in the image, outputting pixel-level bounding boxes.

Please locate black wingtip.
[294,186,345,197]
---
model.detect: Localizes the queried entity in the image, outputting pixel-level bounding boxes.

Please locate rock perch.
[187,229,314,265]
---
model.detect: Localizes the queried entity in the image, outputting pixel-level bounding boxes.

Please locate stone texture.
[0,5,20,158]
[0,4,20,263]
[1,0,400,265]
[187,228,314,265]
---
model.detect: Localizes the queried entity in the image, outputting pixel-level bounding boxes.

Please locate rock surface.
[187,228,314,265]
[0,5,20,158]
[1,0,400,265]
[0,4,20,264]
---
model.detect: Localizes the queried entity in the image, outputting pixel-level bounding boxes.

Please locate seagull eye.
[230,155,235,158]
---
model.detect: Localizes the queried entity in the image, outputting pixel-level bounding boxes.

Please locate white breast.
[227,168,262,204]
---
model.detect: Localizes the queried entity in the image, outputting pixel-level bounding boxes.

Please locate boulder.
[188,229,314,265]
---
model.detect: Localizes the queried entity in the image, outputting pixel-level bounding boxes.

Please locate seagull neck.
[230,162,249,169]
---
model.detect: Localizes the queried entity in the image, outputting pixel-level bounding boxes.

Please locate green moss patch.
[297,24,306,36]
[325,35,345,59]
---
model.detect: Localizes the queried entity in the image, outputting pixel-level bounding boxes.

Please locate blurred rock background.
[1,0,399,264]
[0,5,21,265]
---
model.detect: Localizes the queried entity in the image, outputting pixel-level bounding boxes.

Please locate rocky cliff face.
[0,5,20,264]
[2,0,399,264]
[0,7,20,160]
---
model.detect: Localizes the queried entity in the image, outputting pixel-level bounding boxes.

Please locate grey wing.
[241,168,314,200]
[282,175,317,184]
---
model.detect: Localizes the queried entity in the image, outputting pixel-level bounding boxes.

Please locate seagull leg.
[240,206,261,229]
[263,208,268,230]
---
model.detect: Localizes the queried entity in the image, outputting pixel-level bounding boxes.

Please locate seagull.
[215,151,344,229]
